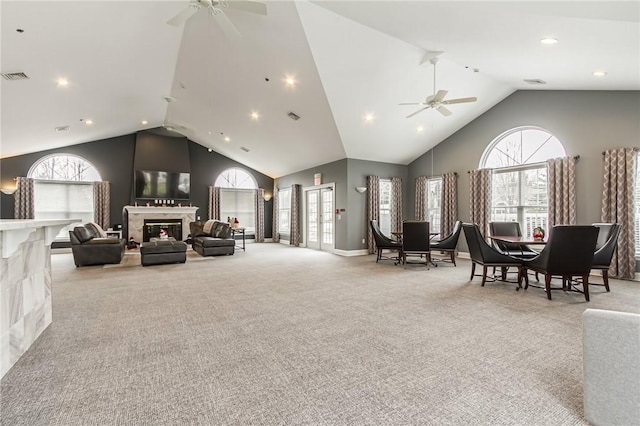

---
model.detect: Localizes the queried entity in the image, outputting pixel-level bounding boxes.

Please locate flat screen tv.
[135,170,190,200]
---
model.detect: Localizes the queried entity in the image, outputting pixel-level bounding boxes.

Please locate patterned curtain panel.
[390,177,403,234]
[255,189,265,242]
[469,169,491,236]
[440,172,458,237]
[208,186,221,220]
[415,176,428,221]
[272,188,280,243]
[93,181,111,229]
[547,156,577,226]
[290,184,302,246]
[14,177,35,219]
[366,176,380,254]
[601,148,637,279]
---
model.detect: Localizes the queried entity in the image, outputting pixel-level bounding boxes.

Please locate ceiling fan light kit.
[401,55,477,118]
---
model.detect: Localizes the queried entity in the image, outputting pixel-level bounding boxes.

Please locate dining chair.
[590,223,621,292]
[429,220,462,265]
[488,221,539,258]
[401,221,432,268]
[521,225,599,301]
[370,220,402,263]
[461,223,524,287]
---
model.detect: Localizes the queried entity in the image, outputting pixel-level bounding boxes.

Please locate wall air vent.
[240,146,250,153]
[287,111,301,121]
[524,79,547,85]
[55,126,70,132]
[2,72,29,80]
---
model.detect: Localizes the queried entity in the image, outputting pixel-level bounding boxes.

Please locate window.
[379,179,392,236]
[635,152,640,257]
[278,188,291,235]
[426,177,442,234]
[215,168,257,233]
[481,127,566,239]
[28,154,101,241]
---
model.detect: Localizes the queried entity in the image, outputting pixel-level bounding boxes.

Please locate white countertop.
[0,219,80,231]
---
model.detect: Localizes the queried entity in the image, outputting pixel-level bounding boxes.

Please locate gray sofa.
[69,223,125,266]
[190,220,235,257]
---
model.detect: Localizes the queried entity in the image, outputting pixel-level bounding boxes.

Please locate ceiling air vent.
[55,126,70,132]
[287,111,301,121]
[240,146,250,153]
[2,72,29,81]
[524,79,546,85]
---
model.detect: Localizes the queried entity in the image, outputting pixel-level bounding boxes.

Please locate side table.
[231,227,246,251]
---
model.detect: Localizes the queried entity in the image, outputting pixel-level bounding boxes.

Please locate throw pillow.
[213,221,232,239]
[73,226,94,243]
[189,221,207,237]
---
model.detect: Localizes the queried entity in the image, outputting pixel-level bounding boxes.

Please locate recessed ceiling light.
[250,111,260,120]
[208,148,213,152]
[84,119,93,125]
[540,37,558,44]
[417,126,424,133]
[364,113,375,122]
[141,120,148,125]
[285,76,296,86]
[57,78,69,87]
[224,136,231,142]
[593,71,608,77]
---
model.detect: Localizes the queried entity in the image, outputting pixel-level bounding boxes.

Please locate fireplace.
[143,219,182,242]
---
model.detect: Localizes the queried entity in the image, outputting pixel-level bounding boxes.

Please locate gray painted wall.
[408,90,640,259]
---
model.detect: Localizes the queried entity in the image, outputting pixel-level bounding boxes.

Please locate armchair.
[429,220,462,265]
[489,221,539,258]
[370,220,402,263]
[401,221,432,268]
[69,223,125,267]
[590,223,621,291]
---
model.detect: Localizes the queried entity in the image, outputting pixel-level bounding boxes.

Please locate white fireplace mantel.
[124,206,198,242]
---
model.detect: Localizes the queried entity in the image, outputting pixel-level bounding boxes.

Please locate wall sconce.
[263,193,272,202]
[1,188,16,195]
[355,186,367,193]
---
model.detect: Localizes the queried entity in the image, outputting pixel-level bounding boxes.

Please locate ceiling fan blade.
[433,90,448,103]
[399,102,424,106]
[437,105,452,117]
[212,9,242,40]
[226,1,267,15]
[167,6,199,26]
[442,97,478,105]
[406,107,428,118]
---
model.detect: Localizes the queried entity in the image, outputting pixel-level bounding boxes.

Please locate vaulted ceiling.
[2,1,638,177]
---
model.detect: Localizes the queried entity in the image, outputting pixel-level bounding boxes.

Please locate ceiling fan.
[400,57,477,118]
[167,0,267,40]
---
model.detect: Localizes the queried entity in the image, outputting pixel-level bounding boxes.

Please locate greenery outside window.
[379,179,392,236]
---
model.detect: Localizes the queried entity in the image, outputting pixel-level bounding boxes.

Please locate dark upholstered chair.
[489,221,539,258]
[521,225,599,301]
[462,223,524,286]
[590,223,621,291]
[401,221,432,268]
[370,220,402,263]
[69,224,125,267]
[430,220,462,265]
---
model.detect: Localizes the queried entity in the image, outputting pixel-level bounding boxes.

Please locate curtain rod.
[466,155,581,173]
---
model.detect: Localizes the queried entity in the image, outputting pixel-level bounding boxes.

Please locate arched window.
[28,154,101,240]
[481,127,566,239]
[215,168,257,233]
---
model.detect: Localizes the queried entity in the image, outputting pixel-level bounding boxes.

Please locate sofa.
[190,220,235,257]
[69,223,125,266]
[583,308,640,425]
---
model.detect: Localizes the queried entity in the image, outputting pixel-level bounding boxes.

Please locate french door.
[305,185,334,251]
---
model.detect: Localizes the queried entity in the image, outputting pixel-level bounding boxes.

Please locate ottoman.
[140,239,187,266]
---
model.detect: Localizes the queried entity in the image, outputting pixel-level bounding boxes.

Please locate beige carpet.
[2,243,639,425]
[103,248,218,268]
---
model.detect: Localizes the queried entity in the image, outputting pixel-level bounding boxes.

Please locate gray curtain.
[390,177,403,233]
[366,176,380,254]
[272,188,280,243]
[440,172,458,237]
[601,148,637,279]
[208,186,220,220]
[255,189,265,242]
[547,156,577,226]
[93,181,110,230]
[469,169,491,236]
[14,177,35,219]
[290,184,302,246]
[415,176,428,221]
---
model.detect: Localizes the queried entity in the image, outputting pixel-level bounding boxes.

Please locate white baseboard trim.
[333,249,369,257]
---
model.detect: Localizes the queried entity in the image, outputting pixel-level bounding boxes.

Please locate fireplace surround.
[123,206,197,243]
